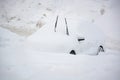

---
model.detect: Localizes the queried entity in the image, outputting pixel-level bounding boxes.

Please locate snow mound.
[0,27,24,47]
[26,20,78,53]
[25,15,105,55]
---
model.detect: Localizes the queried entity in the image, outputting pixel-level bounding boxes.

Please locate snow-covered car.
[26,16,105,55]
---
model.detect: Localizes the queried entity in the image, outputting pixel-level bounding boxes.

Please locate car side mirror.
[77,37,85,42]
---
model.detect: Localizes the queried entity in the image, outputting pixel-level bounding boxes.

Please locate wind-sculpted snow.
[25,15,105,55]
[0,0,120,80]
[0,27,24,47]
[0,22,120,80]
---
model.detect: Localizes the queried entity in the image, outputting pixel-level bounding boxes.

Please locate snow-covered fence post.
[65,18,69,36]
[54,16,59,32]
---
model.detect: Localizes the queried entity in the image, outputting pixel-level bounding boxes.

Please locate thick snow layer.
[0,0,120,51]
[26,14,105,55]
[0,45,120,80]
[0,27,120,80]
[0,0,120,80]
[0,22,120,80]
[0,27,24,47]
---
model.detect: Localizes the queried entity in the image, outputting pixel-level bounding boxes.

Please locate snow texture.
[0,0,120,80]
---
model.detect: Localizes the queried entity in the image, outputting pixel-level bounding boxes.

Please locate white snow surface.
[0,24,120,80]
[0,0,120,50]
[26,15,105,55]
[0,0,120,80]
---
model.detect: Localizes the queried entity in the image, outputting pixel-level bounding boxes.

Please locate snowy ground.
[0,0,120,80]
[0,26,120,80]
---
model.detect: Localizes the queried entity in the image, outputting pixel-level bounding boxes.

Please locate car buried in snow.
[26,16,105,55]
